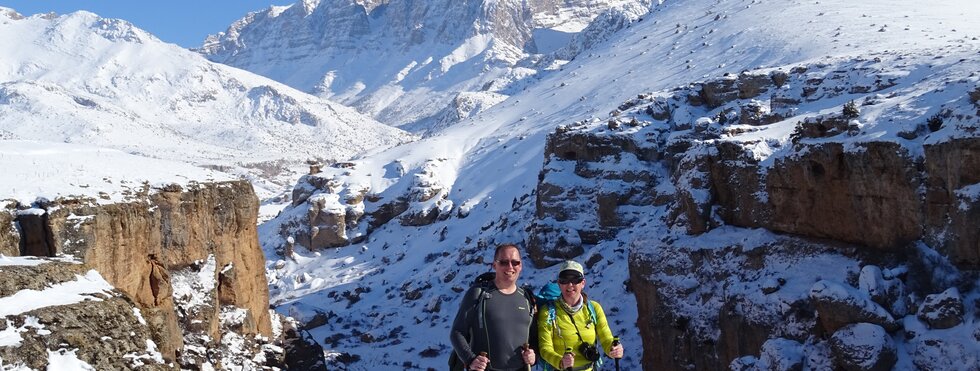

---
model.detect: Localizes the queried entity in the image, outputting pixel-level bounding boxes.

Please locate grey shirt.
[450,285,534,370]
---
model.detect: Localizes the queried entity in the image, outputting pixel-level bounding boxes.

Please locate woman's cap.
[558,260,584,278]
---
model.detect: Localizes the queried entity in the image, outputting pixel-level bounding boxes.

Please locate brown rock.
[17,180,273,362]
[0,261,172,370]
[809,280,898,334]
[916,288,964,330]
[829,323,897,371]
[737,73,773,100]
[700,77,739,108]
[0,204,18,256]
[766,142,922,249]
[924,138,980,268]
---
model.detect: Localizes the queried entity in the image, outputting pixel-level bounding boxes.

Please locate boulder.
[910,335,976,371]
[755,338,805,371]
[858,265,908,317]
[809,280,898,333]
[916,287,964,330]
[829,323,897,371]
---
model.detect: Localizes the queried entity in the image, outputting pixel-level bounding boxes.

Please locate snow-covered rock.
[916,287,965,330]
[829,323,897,371]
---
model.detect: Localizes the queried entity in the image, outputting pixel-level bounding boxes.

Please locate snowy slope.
[0,140,231,205]
[0,8,414,200]
[259,0,980,369]
[199,0,653,132]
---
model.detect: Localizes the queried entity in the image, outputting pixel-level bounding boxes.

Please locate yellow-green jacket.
[537,298,614,370]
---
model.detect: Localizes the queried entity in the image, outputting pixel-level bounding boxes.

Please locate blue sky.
[2,1,296,48]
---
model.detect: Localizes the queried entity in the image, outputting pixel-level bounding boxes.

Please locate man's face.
[493,246,522,284]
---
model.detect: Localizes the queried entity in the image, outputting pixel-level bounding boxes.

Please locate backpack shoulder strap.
[519,285,537,316]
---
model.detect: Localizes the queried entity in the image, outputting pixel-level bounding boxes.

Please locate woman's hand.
[561,352,575,368]
[609,343,624,359]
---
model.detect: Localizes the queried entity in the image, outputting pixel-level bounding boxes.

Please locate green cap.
[558,260,584,277]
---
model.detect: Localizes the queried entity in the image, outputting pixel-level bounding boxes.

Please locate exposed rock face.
[528,123,664,266]
[0,202,20,256]
[0,181,275,369]
[631,234,847,371]
[199,0,653,130]
[281,158,456,251]
[767,142,922,249]
[0,260,170,370]
[923,138,980,268]
[552,55,980,370]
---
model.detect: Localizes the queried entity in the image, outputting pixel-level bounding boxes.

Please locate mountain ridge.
[0,8,414,200]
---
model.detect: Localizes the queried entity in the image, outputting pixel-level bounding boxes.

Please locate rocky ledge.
[0,181,307,370]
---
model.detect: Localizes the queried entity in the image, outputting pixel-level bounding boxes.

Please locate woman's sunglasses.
[496,259,522,267]
[557,277,584,285]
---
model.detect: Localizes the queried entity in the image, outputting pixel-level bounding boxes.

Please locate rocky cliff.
[0,181,290,370]
[532,51,980,370]
[199,0,652,131]
[0,258,171,369]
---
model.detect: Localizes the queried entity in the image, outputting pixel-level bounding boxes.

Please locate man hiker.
[450,243,537,370]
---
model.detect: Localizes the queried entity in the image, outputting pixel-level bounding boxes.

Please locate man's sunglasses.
[496,259,522,267]
[557,277,583,285]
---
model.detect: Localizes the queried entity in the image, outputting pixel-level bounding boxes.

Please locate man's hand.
[469,354,489,371]
[522,347,536,365]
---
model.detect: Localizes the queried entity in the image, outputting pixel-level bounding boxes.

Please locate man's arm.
[450,287,481,364]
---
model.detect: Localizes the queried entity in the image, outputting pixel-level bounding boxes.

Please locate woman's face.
[558,274,585,304]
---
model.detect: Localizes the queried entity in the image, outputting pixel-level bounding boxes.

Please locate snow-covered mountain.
[256,0,980,369]
[198,0,653,133]
[0,8,414,200]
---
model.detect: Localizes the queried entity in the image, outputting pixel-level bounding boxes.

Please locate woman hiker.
[537,260,623,370]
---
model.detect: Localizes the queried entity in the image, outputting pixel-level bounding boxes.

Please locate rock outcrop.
[0,202,18,257]
[0,259,170,370]
[541,54,980,370]
[0,181,278,369]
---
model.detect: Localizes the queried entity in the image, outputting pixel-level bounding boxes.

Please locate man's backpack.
[449,272,537,371]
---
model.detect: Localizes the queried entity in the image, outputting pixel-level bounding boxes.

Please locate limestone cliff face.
[0,181,275,368]
[532,54,980,370]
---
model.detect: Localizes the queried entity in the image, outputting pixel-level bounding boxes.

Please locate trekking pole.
[563,347,574,371]
[523,343,532,371]
[612,337,621,371]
